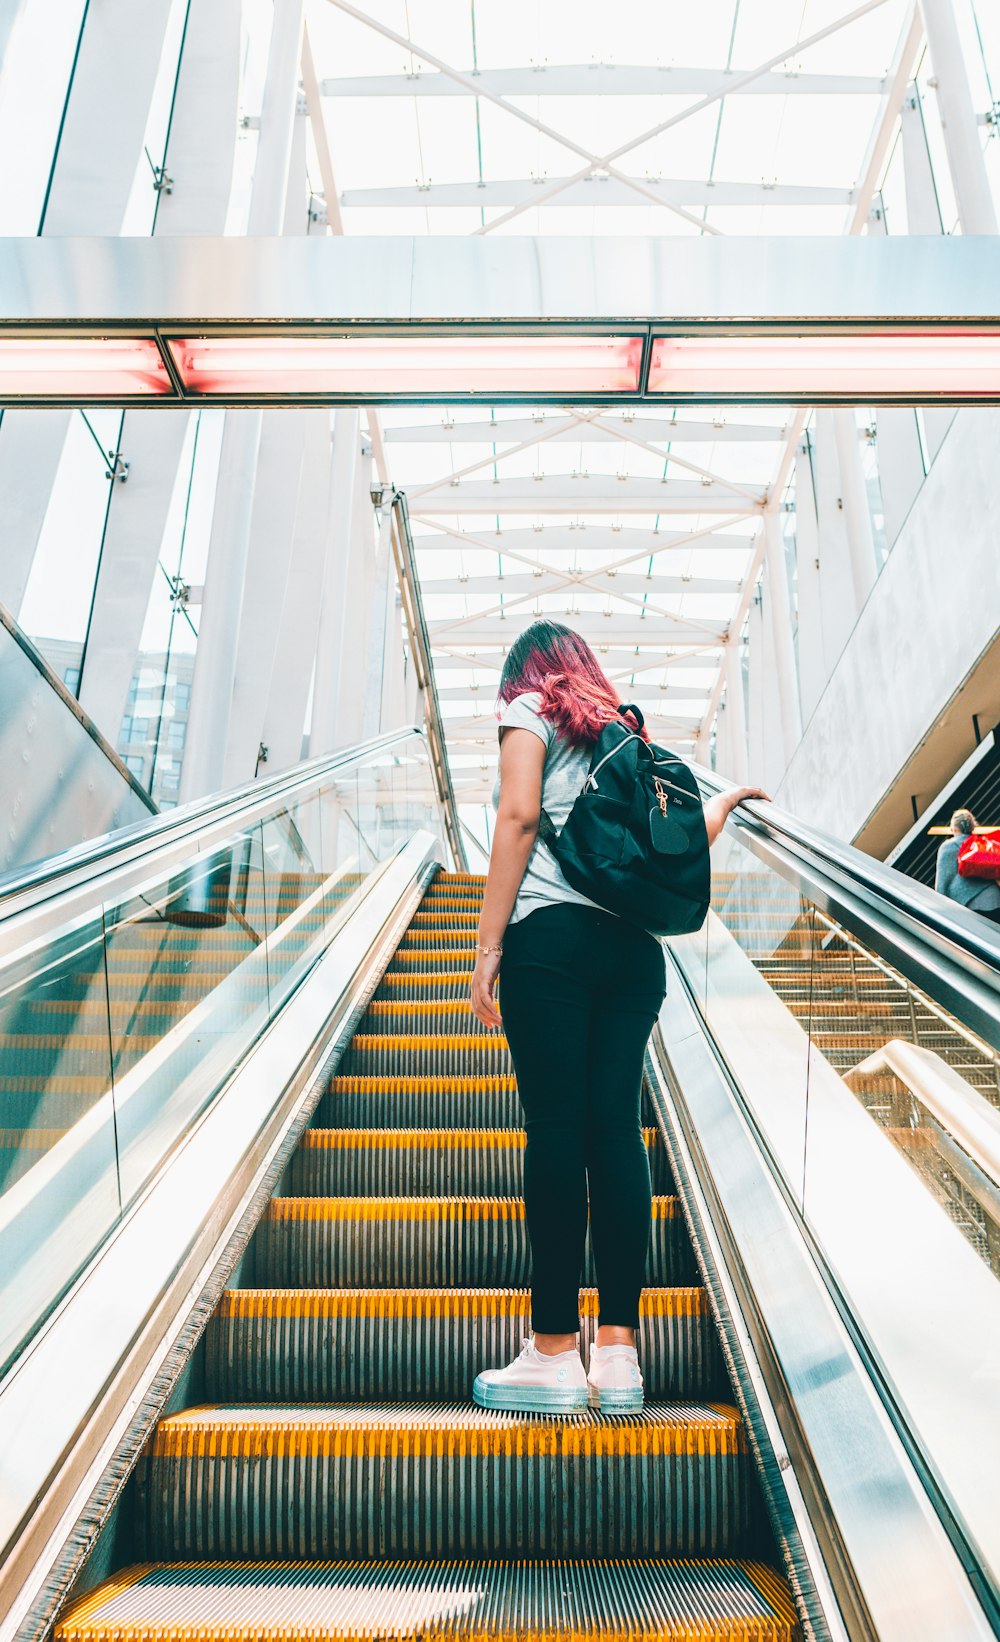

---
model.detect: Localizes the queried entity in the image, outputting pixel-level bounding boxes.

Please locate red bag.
[957,829,1000,880]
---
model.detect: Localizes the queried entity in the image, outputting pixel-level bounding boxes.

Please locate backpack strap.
[618,703,644,732]
[537,808,558,850]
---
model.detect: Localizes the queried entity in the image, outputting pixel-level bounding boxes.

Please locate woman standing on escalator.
[468,620,765,1414]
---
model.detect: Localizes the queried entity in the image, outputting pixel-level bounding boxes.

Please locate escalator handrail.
[695,762,1000,983]
[0,726,425,921]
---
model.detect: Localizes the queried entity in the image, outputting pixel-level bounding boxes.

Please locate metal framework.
[0,0,996,808]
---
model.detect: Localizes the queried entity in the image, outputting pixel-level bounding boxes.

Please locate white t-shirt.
[492,691,604,925]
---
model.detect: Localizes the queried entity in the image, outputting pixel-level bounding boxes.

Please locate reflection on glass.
[0,920,120,1374]
[0,730,447,1376]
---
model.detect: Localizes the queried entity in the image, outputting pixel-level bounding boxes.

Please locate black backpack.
[537,705,710,937]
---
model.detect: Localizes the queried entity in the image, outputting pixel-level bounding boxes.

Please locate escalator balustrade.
[56,872,800,1640]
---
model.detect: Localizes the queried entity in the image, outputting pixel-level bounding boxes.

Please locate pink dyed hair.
[497,619,647,748]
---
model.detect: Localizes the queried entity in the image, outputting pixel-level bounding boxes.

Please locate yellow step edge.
[327,1075,518,1092]
[348,1034,509,1051]
[54,1560,797,1642]
[265,1195,679,1223]
[216,1285,708,1321]
[380,972,476,986]
[299,1127,662,1151]
[151,1403,746,1460]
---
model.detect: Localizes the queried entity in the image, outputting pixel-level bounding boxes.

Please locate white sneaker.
[473,1337,588,1413]
[587,1343,644,1413]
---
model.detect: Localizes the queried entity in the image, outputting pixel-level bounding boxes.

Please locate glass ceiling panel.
[305,0,916,796]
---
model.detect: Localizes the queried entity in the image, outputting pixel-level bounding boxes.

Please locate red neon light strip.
[648,332,1000,396]
[0,338,172,397]
[168,334,645,395]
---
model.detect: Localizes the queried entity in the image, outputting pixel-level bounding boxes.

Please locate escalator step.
[288,1126,672,1196]
[340,1034,512,1076]
[400,928,483,947]
[254,1195,693,1287]
[56,1557,798,1641]
[375,970,475,1000]
[389,949,478,970]
[360,1001,498,1035]
[317,1076,521,1129]
[137,1403,748,1559]
[204,1286,722,1402]
[411,909,479,925]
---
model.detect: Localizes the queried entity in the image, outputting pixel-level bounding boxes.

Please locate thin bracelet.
[477,942,503,957]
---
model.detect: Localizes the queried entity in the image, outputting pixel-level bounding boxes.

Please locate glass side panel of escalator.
[0,732,444,1379]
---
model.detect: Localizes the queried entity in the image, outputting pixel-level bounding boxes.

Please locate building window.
[63,668,80,693]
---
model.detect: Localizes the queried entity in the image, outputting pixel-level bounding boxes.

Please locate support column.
[0,0,173,625]
[746,598,766,783]
[334,445,376,747]
[723,639,749,785]
[77,0,242,750]
[362,503,395,739]
[873,408,925,547]
[222,412,308,788]
[900,86,956,464]
[310,410,359,757]
[762,508,803,763]
[181,0,305,799]
[919,0,998,234]
[812,410,859,667]
[831,411,879,610]
[261,410,332,772]
[793,441,825,725]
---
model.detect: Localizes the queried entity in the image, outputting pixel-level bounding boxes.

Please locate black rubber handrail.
[695,762,1000,1053]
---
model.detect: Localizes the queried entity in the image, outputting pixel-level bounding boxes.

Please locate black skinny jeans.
[499,903,667,1335]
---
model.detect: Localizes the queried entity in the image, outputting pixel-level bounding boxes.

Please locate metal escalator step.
[340,1034,512,1076]
[401,928,483,946]
[254,1195,693,1287]
[389,949,478,969]
[137,1403,748,1559]
[288,1127,672,1196]
[55,1556,797,1640]
[56,1556,798,1641]
[360,1000,497,1035]
[205,1286,720,1402]
[411,909,479,925]
[375,971,474,1000]
[317,1076,520,1128]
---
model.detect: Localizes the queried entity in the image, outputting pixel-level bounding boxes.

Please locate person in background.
[935,809,1000,927]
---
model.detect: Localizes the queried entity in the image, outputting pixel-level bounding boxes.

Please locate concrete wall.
[778,408,1000,852]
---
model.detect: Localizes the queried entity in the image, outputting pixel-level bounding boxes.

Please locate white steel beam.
[411,524,757,557]
[261,409,333,773]
[762,508,803,760]
[429,616,727,644]
[324,0,722,234]
[321,66,886,99]
[0,0,173,629]
[339,178,854,210]
[420,572,742,599]
[222,410,307,787]
[919,0,998,234]
[409,479,762,513]
[429,649,719,673]
[180,0,305,799]
[310,408,359,756]
[723,641,749,785]
[77,0,242,749]
[832,410,879,607]
[463,0,896,235]
[386,415,788,445]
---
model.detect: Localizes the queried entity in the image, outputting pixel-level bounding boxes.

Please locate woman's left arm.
[703,784,770,846]
[470,728,546,1029]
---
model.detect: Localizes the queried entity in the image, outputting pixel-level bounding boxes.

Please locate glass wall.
[0,730,444,1379]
